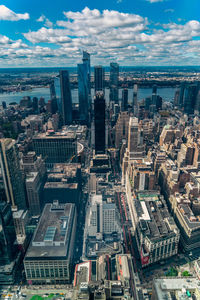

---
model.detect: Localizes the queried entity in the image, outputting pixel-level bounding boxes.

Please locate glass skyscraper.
[82,51,91,95]
[0,139,27,210]
[110,62,119,103]
[94,92,106,154]
[59,70,72,125]
[78,63,89,123]
[94,66,104,92]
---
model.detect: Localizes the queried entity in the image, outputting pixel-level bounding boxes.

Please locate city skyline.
[0,0,199,67]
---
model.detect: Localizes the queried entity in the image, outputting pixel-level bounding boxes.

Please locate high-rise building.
[115,111,129,149]
[94,66,104,92]
[82,51,91,95]
[121,88,128,111]
[32,131,77,167]
[53,76,62,113]
[78,63,89,123]
[2,101,7,109]
[133,84,138,115]
[94,92,105,154]
[178,82,185,107]
[59,70,72,124]
[0,201,19,284]
[183,84,198,114]
[0,139,26,210]
[32,97,38,114]
[110,62,119,103]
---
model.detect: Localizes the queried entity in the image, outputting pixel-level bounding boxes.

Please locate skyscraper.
[82,51,91,95]
[122,88,128,111]
[110,62,119,103]
[78,63,89,123]
[133,84,138,115]
[94,92,106,154]
[183,84,198,114]
[0,139,26,210]
[94,66,104,92]
[59,70,72,124]
[53,76,62,113]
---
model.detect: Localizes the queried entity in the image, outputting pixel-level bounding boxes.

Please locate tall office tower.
[2,101,7,109]
[50,82,56,100]
[133,84,138,115]
[115,111,129,149]
[78,63,89,123]
[0,139,26,210]
[0,202,19,284]
[195,88,200,113]
[32,97,38,113]
[94,65,104,92]
[183,84,198,114]
[178,82,185,107]
[82,51,91,95]
[53,76,62,113]
[59,70,72,124]
[94,92,106,154]
[152,84,157,94]
[122,88,128,111]
[0,203,16,264]
[174,90,180,107]
[110,62,119,103]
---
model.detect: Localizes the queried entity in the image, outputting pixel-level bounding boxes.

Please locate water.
[0,87,176,105]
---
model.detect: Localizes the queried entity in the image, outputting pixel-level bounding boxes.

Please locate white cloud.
[165,9,174,13]
[37,14,53,28]
[0,5,29,21]
[0,6,198,66]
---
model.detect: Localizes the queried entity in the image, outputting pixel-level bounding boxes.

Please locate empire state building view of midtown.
[0,1,200,299]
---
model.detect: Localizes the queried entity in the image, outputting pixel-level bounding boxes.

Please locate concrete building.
[24,201,77,284]
[32,130,77,167]
[43,163,82,208]
[87,194,119,238]
[152,277,200,300]
[122,117,145,184]
[115,111,129,150]
[126,191,180,267]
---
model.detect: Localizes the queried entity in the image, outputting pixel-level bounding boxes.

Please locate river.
[0,86,177,105]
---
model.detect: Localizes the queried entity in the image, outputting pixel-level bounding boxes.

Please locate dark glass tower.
[0,202,17,266]
[94,92,105,154]
[110,62,119,103]
[82,51,91,95]
[59,70,72,124]
[78,63,89,123]
[183,84,198,114]
[122,88,128,111]
[0,139,27,211]
[94,66,104,92]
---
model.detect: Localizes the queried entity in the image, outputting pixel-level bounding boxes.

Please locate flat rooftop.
[33,131,76,139]
[135,192,178,241]
[25,202,76,259]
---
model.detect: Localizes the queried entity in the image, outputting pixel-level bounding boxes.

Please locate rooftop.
[25,202,76,259]
[135,191,179,241]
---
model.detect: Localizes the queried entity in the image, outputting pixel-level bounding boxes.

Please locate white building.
[87,194,119,238]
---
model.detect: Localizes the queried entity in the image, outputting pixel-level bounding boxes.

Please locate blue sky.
[0,0,199,67]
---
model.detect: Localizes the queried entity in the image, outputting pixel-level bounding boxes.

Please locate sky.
[0,0,199,67]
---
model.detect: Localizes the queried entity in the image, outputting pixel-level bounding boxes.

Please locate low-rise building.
[24,201,77,284]
[127,191,180,267]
